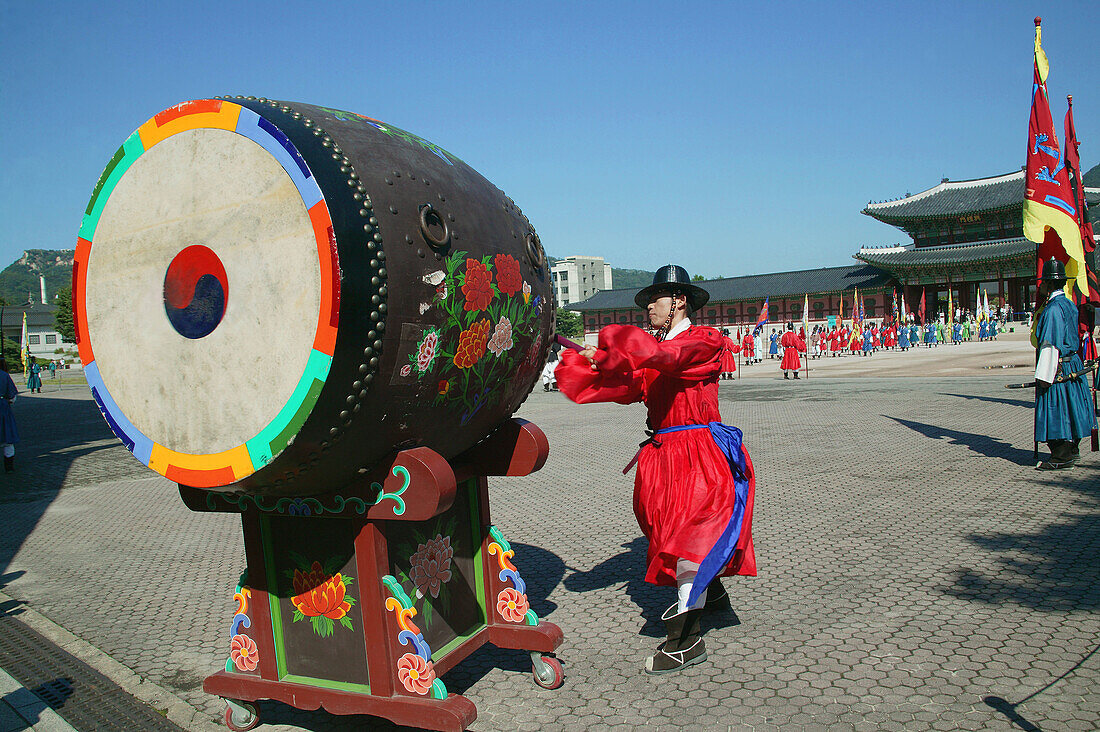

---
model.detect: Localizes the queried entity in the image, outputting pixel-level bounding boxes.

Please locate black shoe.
[1037,460,1074,471]
[793,373,800,379]
[645,606,706,674]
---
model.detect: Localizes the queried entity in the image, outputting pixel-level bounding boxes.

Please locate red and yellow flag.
[1023,18,1087,297]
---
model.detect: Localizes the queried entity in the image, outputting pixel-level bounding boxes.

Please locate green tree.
[54,286,75,343]
[555,309,583,338]
[692,274,705,281]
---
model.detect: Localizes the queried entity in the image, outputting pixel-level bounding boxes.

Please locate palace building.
[567,169,1099,337]
[858,169,1098,318]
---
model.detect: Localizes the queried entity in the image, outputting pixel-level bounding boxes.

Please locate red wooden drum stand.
[179,419,563,732]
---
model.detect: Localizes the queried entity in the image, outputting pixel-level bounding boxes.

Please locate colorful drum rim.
[73,99,340,488]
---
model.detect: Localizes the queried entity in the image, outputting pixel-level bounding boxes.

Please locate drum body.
[74,97,552,495]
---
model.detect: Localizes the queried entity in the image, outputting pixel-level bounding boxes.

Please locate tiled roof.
[0,306,58,328]
[863,171,1025,220]
[566,265,892,311]
[864,171,1100,222]
[855,238,1033,268]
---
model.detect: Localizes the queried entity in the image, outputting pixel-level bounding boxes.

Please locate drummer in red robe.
[557,265,756,674]
[779,322,804,379]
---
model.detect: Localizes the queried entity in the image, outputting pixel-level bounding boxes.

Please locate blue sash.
[653,423,750,607]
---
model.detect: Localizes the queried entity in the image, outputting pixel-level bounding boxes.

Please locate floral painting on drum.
[421,250,541,424]
[285,554,358,638]
[391,513,459,628]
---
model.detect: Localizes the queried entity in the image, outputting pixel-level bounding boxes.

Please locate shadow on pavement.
[941,392,1035,410]
[982,695,1044,732]
[0,392,140,582]
[510,542,564,618]
[562,537,670,635]
[942,464,1100,612]
[560,536,741,638]
[983,643,1099,731]
[887,416,1035,464]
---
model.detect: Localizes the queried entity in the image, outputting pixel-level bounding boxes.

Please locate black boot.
[4,456,12,473]
[543,384,550,392]
[1039,439,1077,470]
[793,372,800,379]
[645,605,706,674]
[703,580,730,612]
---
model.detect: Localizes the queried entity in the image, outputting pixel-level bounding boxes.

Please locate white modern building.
[0,305,76,361]
[550,256,613,308]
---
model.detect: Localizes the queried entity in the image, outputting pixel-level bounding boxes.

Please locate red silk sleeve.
[556,349,646,405]
[592,324,721,382]
[556,324,722,405]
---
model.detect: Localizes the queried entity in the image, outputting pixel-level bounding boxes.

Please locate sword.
[1005,359,1099,388]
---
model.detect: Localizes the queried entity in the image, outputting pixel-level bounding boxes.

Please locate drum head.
[74,100,339,488]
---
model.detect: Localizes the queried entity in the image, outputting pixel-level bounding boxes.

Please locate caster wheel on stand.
[223,699,260,731]
[530,653,564,690]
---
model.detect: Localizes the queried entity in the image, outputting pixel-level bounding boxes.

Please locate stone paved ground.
[0,351,1098,731]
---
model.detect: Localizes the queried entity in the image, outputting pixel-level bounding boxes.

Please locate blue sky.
[1,1,1097,279]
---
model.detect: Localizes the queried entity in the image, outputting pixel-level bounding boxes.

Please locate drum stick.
[555,335,584,352]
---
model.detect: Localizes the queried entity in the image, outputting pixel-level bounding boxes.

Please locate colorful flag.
[20,311,28,378]
[1023,18,1087,298]
[802,294,809,337]
[1064,94,1099,360]
[753,297,769,335]
[984,290,990,319]
[851,288,859,326]
[918,288,926,325]
[1064,95,1097,257]
[899,291,906,323]
[838,293,844,325]
[947,290,954,327]
[891,288,899,325]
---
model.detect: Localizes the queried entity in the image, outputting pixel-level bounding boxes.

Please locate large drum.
[75,97,553,495]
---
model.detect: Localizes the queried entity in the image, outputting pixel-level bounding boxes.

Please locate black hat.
[1041,257,1067,283]
[634,264,710,312]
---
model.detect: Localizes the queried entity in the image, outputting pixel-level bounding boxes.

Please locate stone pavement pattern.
[0,373,1097,731]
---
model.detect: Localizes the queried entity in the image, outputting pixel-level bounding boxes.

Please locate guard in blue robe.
[0,359,19,473]
[990,320,998,339]
[1033,259,1096,470]
[26,358,42,393]
[952,322,962,344]
[909,324,919,348]
[861,328,873,355]
[768,329,779,359]
[978,320,989,340]
[899,326,910,351]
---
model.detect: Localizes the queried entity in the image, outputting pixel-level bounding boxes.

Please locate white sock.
[2,444,12,458]
[675,559,706,613]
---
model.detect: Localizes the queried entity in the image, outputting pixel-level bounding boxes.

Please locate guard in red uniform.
[779,323,804,379]
[719,329,739,379]
[557,265,756,675]
[741,329,756,364]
